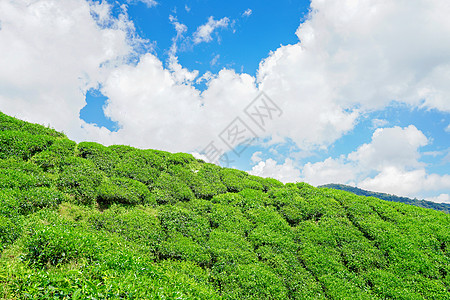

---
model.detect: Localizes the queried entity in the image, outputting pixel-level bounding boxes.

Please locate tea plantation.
[0,111,449,299]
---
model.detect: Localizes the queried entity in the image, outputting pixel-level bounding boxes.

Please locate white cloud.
[193,16,230,44]
[185,5,191,13]
[0,0,138,140]
[130,0,157,8]
[372,118,389,128]
[249,158,301,183]
[426,194,450,204]
[210,54,220,66]
[358,167,450,198]
[251,151,263,163]
[242,9,252,18]
[348,125,428,172]
[445,124,450,132]
[294,125,450,198]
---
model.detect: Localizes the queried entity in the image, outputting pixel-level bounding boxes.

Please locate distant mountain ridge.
[319,183,450,214]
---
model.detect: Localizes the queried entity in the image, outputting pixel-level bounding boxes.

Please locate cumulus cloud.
[249,158,301,183]
[446,124,450,132]
[0,0,138,140]
[193,16,230,44]
[250,125,450,198]
[426,194,450,204]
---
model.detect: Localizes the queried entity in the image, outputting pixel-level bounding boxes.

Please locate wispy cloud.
[128,0,158,8]
[242,8,252,17]
[193,16,229,44]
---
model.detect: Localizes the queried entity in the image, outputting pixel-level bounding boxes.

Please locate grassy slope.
[319,183,450,214]
[0,111,449,299]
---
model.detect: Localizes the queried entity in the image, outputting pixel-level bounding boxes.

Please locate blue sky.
[0,0,449,202]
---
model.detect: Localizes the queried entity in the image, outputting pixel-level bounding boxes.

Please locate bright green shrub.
[168,152,197,166]
[56,157,103,205]
[0,215,22,249]
[0,168,52,189]
[159,232,211,266]
[0,112,64,138]
[97,177,155,206]
[152,172,194,204]
[113,160,160,186]
[123,149,167,171]
[88,206,163,250]
[77,142,120,175]
[191,164,227,199]
[237,188,269,210]
[207,229,257,265]
[248,175,284,191]
[30,151,61,173]
[209,204,253,236]
[158,205,210,243]
[48,138,76,156]
[23,213,102,267]
[211,192,245,206]
[0,130,55,160]
[216,263,288,300]
[10,187,70,215]
[108,144,136,158]
[220,168,264,192]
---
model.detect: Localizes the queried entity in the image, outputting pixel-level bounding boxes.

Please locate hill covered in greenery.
[0,111,449,299]
[319,184,450,214]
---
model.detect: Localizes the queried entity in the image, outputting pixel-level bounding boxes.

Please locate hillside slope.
[0,112,449,299]
[320,183,450,214]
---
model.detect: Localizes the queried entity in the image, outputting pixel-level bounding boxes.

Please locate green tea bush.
[167,152,197,166]
[220,168,264,192]
[77,142,120,175]
[159,232,211,266]
[57,157,103,205]
[113,160,160,186]
[191,164,227,199]
[123,149,167,171]
[158,205,210,243]
[209,204,253,236]
[152,172,194,204]
[0,131,55,160]
[0,168,52,189]
[108,144,136,158]
[88,206,163,250]
[216,262,288,299]
[10,187,70,215]
[0,112,64,138]
[23,213,101,267]
[207,229,257,265]
[0,215,22,249]
[97,177,155,206]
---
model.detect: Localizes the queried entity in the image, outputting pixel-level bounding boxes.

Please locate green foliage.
[2,112,450,299]
[97,177,155,206]
[77,142,120,175]
[0,111,65,138]
[0,130,55,160]
[0,159,53,189]
[22,212,101,267]
[152,171,194,204]
[220,168,264,192]
[191,164,227,199]
[56,157,104,205]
